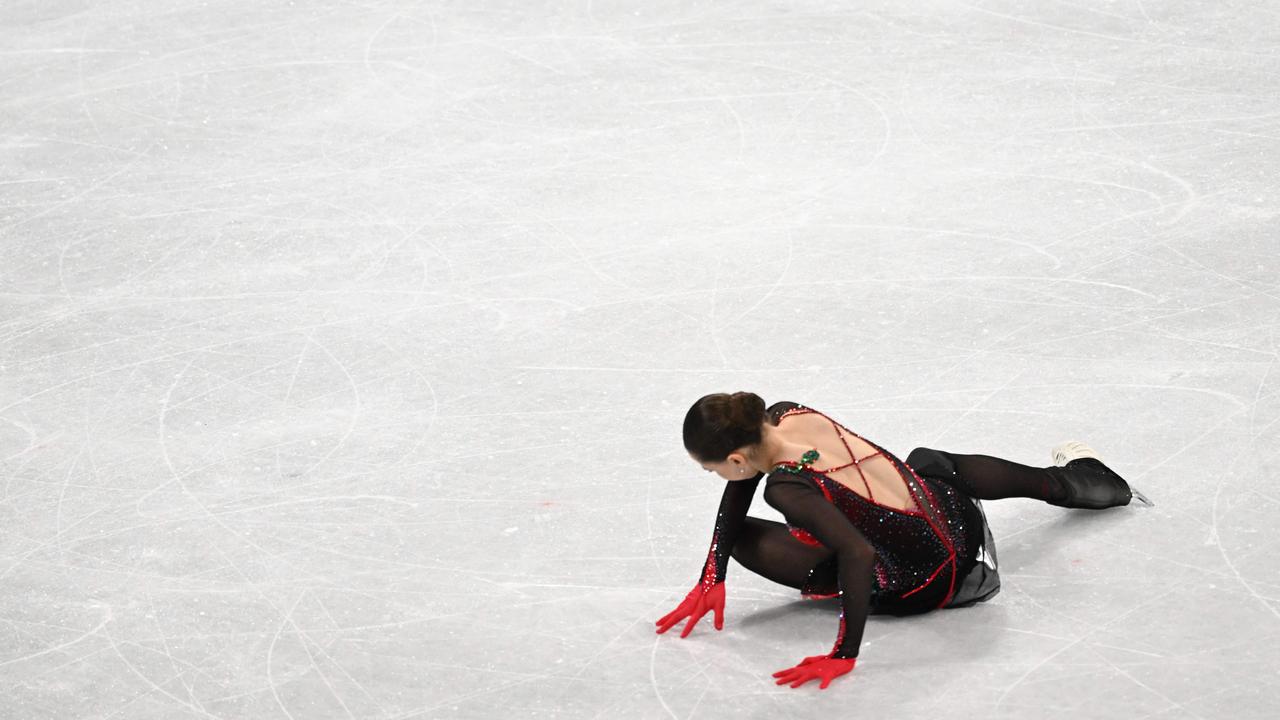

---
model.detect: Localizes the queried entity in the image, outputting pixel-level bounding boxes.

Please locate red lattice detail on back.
[777,406,960,609]
[776,408,917,515]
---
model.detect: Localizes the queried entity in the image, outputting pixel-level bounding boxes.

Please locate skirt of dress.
[912,448,1001,609]
[796,457,1001,612]
[945,492,1001,608]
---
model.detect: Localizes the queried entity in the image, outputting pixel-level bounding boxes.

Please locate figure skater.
[654,392,1150,690]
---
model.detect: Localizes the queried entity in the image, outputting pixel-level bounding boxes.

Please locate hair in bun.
[683,391,767,462]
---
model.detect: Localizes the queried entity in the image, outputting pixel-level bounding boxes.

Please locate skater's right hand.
[655,582,725,638]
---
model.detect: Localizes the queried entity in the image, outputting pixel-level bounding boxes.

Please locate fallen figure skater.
[655,392,1151,690]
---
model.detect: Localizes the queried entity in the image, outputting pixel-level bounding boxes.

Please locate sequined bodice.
[790,462,971,606]
[770,409,967,610]
[694,401,978,659]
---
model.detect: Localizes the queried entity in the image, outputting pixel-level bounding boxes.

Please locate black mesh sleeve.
[764,472,876,659]
[698,474,763,586]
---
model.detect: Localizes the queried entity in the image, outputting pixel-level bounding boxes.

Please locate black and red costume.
[694,401,1005,660]
[661,400,1140,687]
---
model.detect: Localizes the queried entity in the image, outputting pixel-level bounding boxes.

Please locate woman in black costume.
[654,392,1150,690]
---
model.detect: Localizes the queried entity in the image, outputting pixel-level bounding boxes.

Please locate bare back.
[771,409,919,512]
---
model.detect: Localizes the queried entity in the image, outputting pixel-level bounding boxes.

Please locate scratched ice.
[1,2,1278,718]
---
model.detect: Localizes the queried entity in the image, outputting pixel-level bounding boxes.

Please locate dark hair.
[683,392,767,462]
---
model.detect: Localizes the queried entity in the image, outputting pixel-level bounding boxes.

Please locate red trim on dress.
[775,406,959,608]
[789,526,825,547]
[900,556,953,599]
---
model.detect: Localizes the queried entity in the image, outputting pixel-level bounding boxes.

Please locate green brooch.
[776,449,821,474]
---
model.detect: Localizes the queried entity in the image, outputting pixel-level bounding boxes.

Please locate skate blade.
[1130,487,1154,507]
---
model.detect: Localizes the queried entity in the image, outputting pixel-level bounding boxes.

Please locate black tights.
[731,447,1064,591]
[905,447,1068,504]
[732,517,835,590]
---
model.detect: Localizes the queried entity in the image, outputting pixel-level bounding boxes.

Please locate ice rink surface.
[2,1,1279,717]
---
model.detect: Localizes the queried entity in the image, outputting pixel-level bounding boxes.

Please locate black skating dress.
[697,402,1000,660]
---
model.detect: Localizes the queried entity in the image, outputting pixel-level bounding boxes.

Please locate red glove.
[654,582,725,638]
[772,654,856,689]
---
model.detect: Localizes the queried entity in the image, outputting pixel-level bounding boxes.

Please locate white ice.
[2,1,1278,718]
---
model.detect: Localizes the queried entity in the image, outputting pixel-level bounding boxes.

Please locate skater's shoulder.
[766,400,807,424]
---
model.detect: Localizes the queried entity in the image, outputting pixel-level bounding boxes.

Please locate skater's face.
[691,450,755,481]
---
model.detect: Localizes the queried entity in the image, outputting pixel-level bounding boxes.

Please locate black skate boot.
[1047,441,1153,509]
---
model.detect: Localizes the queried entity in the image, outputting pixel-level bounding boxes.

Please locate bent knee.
[729,516,773,560]
[905,447,956,478]
[905,446,941,467]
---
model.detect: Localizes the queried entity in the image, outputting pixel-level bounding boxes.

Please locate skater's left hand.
[772,654,856,689]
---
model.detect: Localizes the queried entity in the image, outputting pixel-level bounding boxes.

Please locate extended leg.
[906,446,1137,509]
[731,517,836,592]
[907,447,1066,501]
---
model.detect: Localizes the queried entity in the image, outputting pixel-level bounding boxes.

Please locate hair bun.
[727,391,766,431]
[683,391,767,462]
